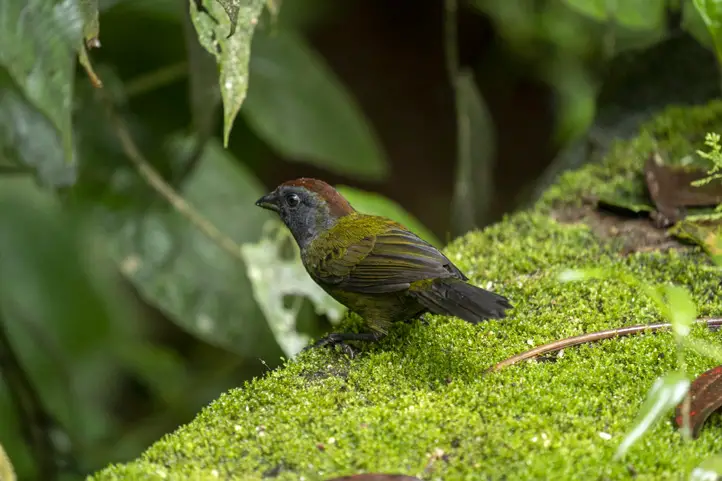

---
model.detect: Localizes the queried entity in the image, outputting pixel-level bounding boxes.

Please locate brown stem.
[486,318,722,373]
[100,92,244,262]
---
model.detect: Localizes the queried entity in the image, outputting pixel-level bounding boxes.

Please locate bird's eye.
[285,193,300,207]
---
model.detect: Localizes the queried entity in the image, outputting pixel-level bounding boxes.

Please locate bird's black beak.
[255,191,280,213]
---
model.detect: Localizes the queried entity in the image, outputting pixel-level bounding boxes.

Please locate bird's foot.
[305,332,385,358]
[403,313,430,326]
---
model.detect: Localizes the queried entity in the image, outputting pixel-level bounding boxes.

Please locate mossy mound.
[92,103,722,481]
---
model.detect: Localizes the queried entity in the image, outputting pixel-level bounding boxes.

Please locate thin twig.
[487,318,722,373]
[101,93,245,262]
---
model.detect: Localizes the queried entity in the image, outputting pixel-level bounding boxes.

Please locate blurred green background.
[2,0,722,479]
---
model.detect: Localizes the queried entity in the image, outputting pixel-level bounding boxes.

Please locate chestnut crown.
[255,178,355,249]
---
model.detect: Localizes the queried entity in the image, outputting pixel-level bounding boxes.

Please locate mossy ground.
[92,103,722,481]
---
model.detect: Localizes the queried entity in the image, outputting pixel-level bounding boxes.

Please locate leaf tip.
[558,269,585,282]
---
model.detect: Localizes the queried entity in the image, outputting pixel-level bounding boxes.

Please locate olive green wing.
[313,226,466,294]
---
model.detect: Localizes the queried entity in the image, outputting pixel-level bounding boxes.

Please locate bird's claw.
[307,333,358,358]
[304,332,385,358]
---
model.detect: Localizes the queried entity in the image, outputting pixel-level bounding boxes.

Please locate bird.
[255,178,512,353]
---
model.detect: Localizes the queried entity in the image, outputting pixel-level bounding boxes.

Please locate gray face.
[255,186,336,250]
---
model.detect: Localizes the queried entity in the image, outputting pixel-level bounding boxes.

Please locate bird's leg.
[403,311,430,326]
[306,332,385,358]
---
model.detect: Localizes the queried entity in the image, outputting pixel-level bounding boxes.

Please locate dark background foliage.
[1,0,722,479]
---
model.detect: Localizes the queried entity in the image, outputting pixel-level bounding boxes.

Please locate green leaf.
[0,177,127,356]
[0,176,137,451]
[692,0,722,61]
[0,0,82,164]
[266,0,281,21]
[214,0,242,37]
[0,443,15,481]
[663,284,697,337]
[563,0,666,30]
[683,0,716,52]
[546,59,596,145]
[562,0,605,21]
[115,342,188,405]
[243,31,388,180]
[96,136,281,357]
[336,186,441,247]
[183,4,220,137]
[0,77,76,186]
[80,0,100,46]
[690,455,722,481]
[451,69,496,235]
[241,223,345,356]
[189,0,265,146]
[614,0,666,30]
[615,371,690,459]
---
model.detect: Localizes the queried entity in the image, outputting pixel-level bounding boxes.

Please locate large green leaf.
[0,443,14,481]
[189,0,265,146]
[80,0,99,45]
[95,137,281,357]
[614,0,666,30]
[336,186,441,247]
[243,31,388,180]
[683,0,716,52]
[563,0,666,30]
[0,0,82,165]
[183,4,220,138]
[0,177,137,477]
[691,0,722,61]
[241,224,345,356]
[0,443,15,481]
[0,76,75,186]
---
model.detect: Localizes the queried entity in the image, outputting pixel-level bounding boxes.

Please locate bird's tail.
[409,278,512,324]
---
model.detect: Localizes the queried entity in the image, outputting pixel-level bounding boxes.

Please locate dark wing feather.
[315,227,465,294]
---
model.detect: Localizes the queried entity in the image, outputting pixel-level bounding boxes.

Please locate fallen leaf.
[644,151,722,226]
[596,152,722,227]
[675,365,722,438]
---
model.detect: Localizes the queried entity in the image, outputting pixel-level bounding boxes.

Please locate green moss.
[92,103,722,481]
[542,100,722,209]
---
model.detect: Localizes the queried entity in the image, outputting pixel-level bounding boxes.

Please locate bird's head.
[255,178,356,249]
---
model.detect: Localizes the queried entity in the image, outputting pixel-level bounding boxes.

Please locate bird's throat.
[288,206,345,251]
